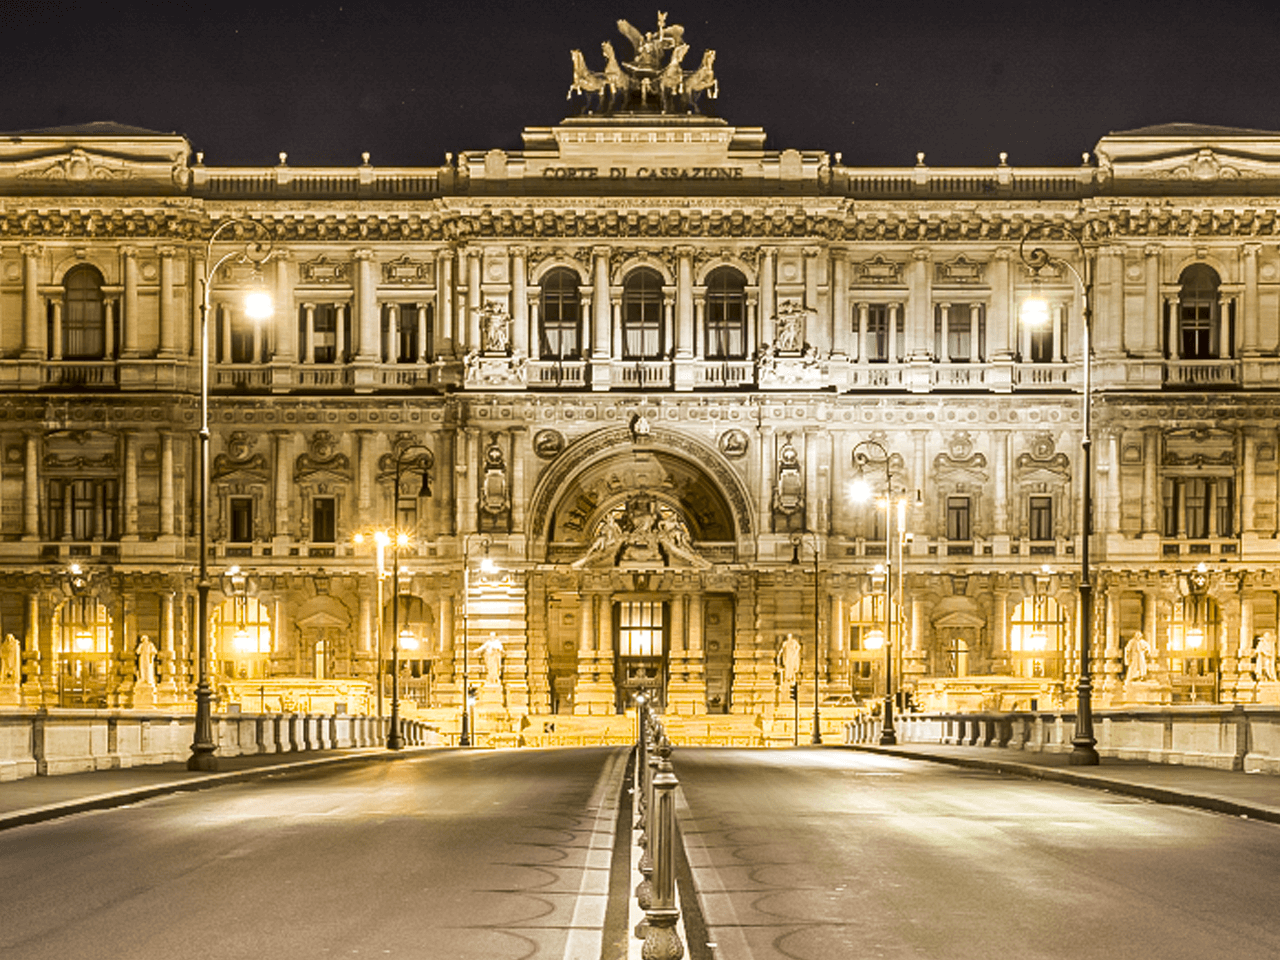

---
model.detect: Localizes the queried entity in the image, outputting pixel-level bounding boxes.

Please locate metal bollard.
[636,716,661,914]
[641,734,684,959]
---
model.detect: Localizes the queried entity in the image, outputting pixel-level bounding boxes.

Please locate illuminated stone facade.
[4,32,1280,739]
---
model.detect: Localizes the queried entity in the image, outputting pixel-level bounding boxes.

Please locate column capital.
[1144,243,1162,258]
[20,242,42,258]
[912,248,930,262]
[508,244,528,259]
[354,248,375,262]
[157,244,177,259]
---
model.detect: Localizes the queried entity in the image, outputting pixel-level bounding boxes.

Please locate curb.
[838,743,1280,826]
[0,746,442,832]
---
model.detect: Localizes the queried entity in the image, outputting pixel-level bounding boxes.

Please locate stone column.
[159,431,175,537]
[1141,428,1160,537]
[758,425,774,533]
[988,249,1013,361]
[23,433,39,540]
[856,302,869,362]
[437,251,455,354]
[271,255,292,364]
[1106,432,1121,539]
[803,247,821,350]
[938,302,950,360]
[969,303,982,361]
[384,304,398,363]
[335,303,348,360]
[121,431,139,540]
[992,431,1009,545]
[1243,429,1258,535]
[158,246,177,357]
[160,591,178,691]
[511,246,528,356]
[467,250,482,352]
[417,303,431,361]
[21,244,44,359]
[906,249,931,359]
[273,431,293,544]
[831,252,848,356]
[676,247,694,360]
[354,250,378,361]
[1142,245,1161,356]
[50,300,63,361]
[121,247,140,358]
[510,431,525,533]
[759,248,776,346]
[1243,244,1261,355]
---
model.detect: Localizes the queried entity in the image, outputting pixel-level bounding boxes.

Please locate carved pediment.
[383,255,435,284]
[299,256,351,284]
[854,255,902,284]
[1015,451,1071,481]
[212,453,268,483]
[935,254,985,284]
[1163,428,1234,467]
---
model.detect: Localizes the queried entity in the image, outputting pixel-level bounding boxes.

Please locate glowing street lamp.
[1019,222,1100,766]
[189,218,273,772]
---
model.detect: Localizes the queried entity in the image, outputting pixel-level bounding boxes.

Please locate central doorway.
[614,599,668,712]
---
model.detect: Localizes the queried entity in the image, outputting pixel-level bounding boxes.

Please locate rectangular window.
[867,304,889,362]
[228,309,256,364]
[1216,480,1234,537]
[618,601,664,657]
[1029,322,1054,363]
[946,497,971,541]
[46,479,118,540]
[313,305,338,364]
[312,497,336,543]
[1184,479,1208,539]
[1029,496,1053,541]
[229,498,254,543]
[1179,303,1216,359]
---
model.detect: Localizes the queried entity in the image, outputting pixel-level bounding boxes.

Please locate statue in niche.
[479,438,509,517]
[774,300,806,354]
[1123,631,1151,682]
[777,633,802,687]
[480,301,511,355]
[1254,631,1278,682]
[772,438,804,518]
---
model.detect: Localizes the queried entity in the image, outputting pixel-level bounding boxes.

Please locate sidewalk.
[0,747,435,831]
[837,741,1280,823]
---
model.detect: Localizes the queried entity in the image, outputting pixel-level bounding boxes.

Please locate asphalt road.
[0,747,627,960]
[674,747,1280,960]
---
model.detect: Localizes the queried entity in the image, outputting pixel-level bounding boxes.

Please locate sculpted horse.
[568,49,606,113]
[682,49,718,113]
[600,41,632,113]
[658,43,689,114]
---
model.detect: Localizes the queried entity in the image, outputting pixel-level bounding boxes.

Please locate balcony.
[1164,359,1240,388]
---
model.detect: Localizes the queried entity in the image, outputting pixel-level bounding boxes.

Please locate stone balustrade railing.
[0,711,439,781]
[844,706,1280,774]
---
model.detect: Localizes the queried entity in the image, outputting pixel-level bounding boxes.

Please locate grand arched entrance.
[530,426,751,717]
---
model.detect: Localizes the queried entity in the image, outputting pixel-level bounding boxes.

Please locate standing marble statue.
[0,633,19,685]
[478,633,505,683]
[1123,631,1151,682]
[777,633,802,687]
[1255,631,1278,682]
[135,635,158,686]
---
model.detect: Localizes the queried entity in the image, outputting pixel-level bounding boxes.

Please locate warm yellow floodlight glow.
[244,289,273,321]
[850,478,873,503]
[399,629,418,651]
[865,627,886,650]
[479,556,498,574]
[1020,294,1050,328]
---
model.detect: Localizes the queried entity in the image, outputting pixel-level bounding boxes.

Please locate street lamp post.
[852,439,898,746]
[189,218,272,772]
[1019,222,1100,766]
[460,535,496,748]
[790,532,822,745]
[387,445,431,751]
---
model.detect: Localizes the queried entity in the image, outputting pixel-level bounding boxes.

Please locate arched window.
[62,265,106,359]
[539,268,581,359]
[622,268,665,360]
[704,267,747,359]
[1177,265,1222,359]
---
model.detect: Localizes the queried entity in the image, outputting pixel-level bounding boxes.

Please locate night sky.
[4,0,1279,169]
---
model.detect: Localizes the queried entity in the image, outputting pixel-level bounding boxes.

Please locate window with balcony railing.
[622,268,664,360]
[704,267,746,360]
[539,268,582,359]
[61,265,107,359]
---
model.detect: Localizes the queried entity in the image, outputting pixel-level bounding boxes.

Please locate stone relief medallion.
[718,429,749,458]
[534,429,566,459]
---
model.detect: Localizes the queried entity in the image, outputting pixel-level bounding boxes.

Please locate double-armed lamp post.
[1019,222,1100,766]
[189,219,273,772]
